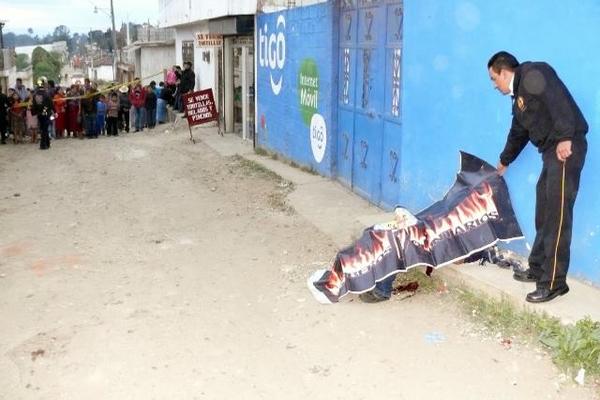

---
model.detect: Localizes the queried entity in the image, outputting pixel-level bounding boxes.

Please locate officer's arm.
[499,117,529,167]
[535,67,575,143]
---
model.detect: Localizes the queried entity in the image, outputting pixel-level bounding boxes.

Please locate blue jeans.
[84,114,96,137]
[146,107,156,127]
[373,275,395,298]
[134,107,146,131]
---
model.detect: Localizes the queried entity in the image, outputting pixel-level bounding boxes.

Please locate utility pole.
[0,20,6,49]
[110,0,118,82]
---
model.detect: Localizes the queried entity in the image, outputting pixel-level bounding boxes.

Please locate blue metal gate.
[337,0,403,209]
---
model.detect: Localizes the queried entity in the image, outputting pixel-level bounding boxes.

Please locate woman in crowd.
[53,87,67,139]
[66,86,83,138]
[25,91,39,143]
[9,92,26,144]
[156,82,168,124]
[145,85,157,129]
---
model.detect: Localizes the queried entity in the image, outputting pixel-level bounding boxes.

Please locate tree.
[53,25,70,42]
[31,47,63,83]
[16,54,30,71]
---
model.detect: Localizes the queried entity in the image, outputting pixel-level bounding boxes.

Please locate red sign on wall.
[183,89,218,126]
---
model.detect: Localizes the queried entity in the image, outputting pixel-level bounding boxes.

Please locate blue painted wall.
[256,3,337,176]
[401,0,600,284]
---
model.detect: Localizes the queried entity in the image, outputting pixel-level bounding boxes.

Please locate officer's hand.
[556,140,572,162]
[496,162,507,176]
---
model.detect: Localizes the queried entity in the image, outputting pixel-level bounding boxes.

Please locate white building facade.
[159,0,257,139]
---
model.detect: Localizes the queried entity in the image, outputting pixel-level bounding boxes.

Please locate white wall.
[258,0,327,12]
[173,23,216,92]
[159,0,256,27]
[14,41,69,62]
[91,65,114,82]
[140,45,176,86]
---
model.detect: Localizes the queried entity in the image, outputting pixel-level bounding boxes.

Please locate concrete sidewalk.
[194,125,600,325]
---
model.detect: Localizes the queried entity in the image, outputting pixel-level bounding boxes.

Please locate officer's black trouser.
[39,115,51,149]
[0,118,7,143]
[528,137,587,290]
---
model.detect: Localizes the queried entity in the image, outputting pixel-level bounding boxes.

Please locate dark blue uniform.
[500,62,588,292]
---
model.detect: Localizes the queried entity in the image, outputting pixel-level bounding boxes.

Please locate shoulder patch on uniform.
[516,96,527,112]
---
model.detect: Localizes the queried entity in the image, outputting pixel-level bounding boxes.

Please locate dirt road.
[0,128,596,399]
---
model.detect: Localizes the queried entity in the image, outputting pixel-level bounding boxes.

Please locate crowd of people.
[0,61,196,150]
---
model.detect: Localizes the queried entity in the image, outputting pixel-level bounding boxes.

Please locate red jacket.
[129,85,147,108]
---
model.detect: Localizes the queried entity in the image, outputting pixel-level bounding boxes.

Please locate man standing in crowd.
[179,62,195,112]
[0,85,9,144]
[118,85,131,133]
[129,81,147,132]
[14,78,29,101]
[32,80,54,150]
[487,51,588,303]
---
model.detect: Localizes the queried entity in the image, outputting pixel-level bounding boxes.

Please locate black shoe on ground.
[513,268,538,283]
[359,291,390,303]
[526,285,569,303]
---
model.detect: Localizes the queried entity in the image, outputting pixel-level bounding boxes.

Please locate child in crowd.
[106,92,120,136]
[96,94,107,135]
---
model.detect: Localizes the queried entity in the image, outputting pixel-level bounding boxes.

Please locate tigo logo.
[258,15,286,95]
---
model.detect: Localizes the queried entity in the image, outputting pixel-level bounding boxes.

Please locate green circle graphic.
[298,59,320,125]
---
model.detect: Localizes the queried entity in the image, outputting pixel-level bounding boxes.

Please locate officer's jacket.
[500,62,588,166]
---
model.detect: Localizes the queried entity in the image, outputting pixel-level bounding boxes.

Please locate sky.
[0,0,160,35]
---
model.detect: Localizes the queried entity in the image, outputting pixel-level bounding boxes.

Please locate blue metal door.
[336,0,403,207]
[380,1,404,209]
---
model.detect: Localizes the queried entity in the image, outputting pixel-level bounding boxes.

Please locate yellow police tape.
[11,70,167,109]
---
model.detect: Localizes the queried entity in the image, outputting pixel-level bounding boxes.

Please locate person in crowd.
[53,86,67,139]
[0,85,8,145]
[96,94,107,135]
[166,66,177,94]
[46,80,57,139]
[156,82,169,124]
[84,78,92,92]
[81,88,98,138]
[129,81,146,132]
[106,92,120,136]
[174,65,183,112]
[179,61,196,112]
[118,85,131,133]
[66,86,83,138]
[32,81,54,150]
[26,91,39,143]
[145,85,157,129]
[14,78,29,101]
[9,91,26,144]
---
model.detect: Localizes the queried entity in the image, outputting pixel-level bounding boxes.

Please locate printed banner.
[307,152,524,304]
[183,89,218,126]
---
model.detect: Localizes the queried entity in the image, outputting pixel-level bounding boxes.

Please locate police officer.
[0,85,8,144]
[32,80,54,150]
[488,51,588,303]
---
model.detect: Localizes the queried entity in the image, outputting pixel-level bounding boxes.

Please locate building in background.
[158,0,256,139]
[14,41,69,63]
[0,48,17,93]
[121,25,176,86]
[87,55,114,82]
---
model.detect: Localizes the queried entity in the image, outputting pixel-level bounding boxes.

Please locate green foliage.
[29,47,64,83]
[16,54,30,71]
[540,318,600,375]
[456,288,600,382]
